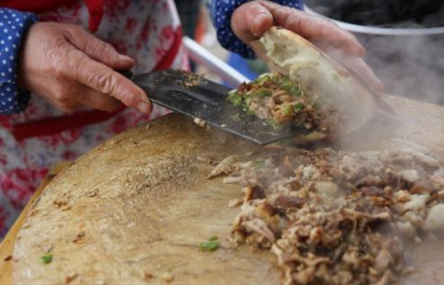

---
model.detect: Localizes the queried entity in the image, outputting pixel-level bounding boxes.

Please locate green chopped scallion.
[283,104,293,116]
[228,92,243,107]
[256,89,271,97]
[267,119,283,130]
[253,160,266,169]
[209,236,218,242]
[257,73,272,84]
[243,107,254,116]
[200,241,219,252]
[293,102,305,113]
[281,85,301,96]
[41,254,53,264]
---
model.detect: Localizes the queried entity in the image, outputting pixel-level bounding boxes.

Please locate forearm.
[0,8,38,115]
[206,0,304,58]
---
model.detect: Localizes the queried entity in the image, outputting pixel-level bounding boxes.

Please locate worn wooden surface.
[0,162,70,285]
[2,95,444,285]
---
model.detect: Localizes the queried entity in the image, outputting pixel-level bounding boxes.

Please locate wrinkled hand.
[231,1,384,94]
[18,22,151,114]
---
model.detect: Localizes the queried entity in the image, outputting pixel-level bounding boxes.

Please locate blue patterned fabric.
[0,8,37,115]
[207,0,304,58]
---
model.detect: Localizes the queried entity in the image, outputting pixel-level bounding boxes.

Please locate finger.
[342,57,384,95]
[59,46,152,113]
[231,1,273,42]
[74,84,122,112]
[326,47,384,95]
[63,25,135,70]
[312,41,383,94]
[256,1,365,57]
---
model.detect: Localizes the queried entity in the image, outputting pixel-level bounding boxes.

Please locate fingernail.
[118,54,134,62]
[253,12,270,34]
[352,43,366,57]
[137,101,151,113]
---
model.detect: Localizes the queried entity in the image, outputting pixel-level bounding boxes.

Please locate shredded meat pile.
[228,73,340,134]
[209,145,444,285]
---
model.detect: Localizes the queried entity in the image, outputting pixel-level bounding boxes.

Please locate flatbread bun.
[250,27,378,134]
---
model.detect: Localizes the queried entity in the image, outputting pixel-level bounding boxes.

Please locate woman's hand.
[18,22,152,114]
[231,1,384,94]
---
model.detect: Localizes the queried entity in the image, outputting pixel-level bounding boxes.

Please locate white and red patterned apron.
[0,0,187,236]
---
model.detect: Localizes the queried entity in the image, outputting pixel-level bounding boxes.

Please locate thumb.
[231,1,273,42]
[256,1,365,57]
[64,25,135,70]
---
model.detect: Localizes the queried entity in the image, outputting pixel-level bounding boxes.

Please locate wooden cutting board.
[0,162,70,285]
[4,95,444,285]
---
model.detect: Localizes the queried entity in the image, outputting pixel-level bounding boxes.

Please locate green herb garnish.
[253,160,266,169]
[257,74,272,84]
[293,102,305,113]
[256,89,271,97]
[228,92,243,107]
[283,104,293,116]
[200,236,220,252]
[200,241,219,252]
[41,254,53,264]
[243,108,254,116]
[209,236,218,242]
[267,119,283,130]
[281,85,301,96]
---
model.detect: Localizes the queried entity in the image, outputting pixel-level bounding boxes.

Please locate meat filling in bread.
[228,73,340,134]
